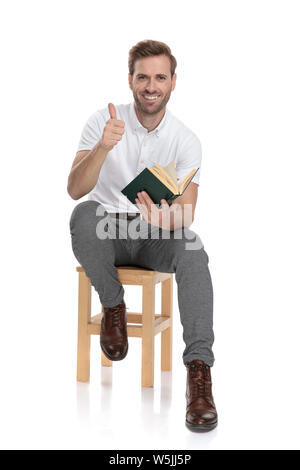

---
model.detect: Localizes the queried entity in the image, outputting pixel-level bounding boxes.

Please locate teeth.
[144,95,158,100]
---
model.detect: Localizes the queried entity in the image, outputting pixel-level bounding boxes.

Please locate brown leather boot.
[185,360,218,432]
[100,299,128,361]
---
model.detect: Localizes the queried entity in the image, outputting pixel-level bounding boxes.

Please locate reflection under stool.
[76,266,173,387]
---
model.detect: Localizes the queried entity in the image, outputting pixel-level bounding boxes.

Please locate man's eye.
[138,76,166,80]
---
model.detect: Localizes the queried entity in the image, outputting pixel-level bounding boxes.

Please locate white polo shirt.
[76,102,202,213]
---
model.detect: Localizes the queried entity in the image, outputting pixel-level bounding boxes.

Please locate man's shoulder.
[168,109,201,145]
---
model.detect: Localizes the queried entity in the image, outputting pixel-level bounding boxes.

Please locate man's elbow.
[67,179,82,200]
[68,190,81,201]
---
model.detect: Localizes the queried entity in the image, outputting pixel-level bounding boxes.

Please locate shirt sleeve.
[77,111,105,152]
[176,132,202,186]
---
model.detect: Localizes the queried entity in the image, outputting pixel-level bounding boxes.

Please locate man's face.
[128,55,176,115]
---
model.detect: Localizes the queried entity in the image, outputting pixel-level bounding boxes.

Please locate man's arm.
[67,144,109,200]
[168,182,198,231]
[67,103,125,200]
[168,131,202,230]
[135,182,198,232]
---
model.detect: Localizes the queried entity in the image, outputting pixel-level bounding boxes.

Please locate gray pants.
[69,200,215,366]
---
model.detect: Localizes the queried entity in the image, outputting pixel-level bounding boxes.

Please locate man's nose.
[145,79,157,93]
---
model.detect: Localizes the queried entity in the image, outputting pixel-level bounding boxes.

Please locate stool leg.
[161,276,173,371]
[142,278,155,387]
[100,305,112,367]
[101,351,112,367]
[77,270,91,382]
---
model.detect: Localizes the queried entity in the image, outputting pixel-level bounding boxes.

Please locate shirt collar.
[129,101,169,137]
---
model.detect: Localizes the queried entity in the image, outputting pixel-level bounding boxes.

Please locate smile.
[142,95,160,101]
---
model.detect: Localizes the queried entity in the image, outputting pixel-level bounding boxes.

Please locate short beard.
[133,89,171,115]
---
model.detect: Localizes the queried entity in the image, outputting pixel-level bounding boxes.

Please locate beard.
[132,88,172,116]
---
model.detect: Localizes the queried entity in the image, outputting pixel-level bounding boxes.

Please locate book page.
[162,160,177,184]
[148,160,198,195]
[178,168,198,194]
[150,163,179,194]
[151,160,178,187]
[148,167,178,194]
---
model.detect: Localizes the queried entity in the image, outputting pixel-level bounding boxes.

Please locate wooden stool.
[76,266,173,387]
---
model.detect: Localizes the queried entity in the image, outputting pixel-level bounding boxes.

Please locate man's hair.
[128,39,177,78]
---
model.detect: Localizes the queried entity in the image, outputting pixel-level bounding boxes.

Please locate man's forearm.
[67,142,109,200]
[159,203,194,232]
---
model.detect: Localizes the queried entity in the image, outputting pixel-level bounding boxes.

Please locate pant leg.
[129,225,215,366]
[69,200,131,307]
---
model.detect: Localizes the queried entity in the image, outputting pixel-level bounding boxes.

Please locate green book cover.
[121,167,199,208]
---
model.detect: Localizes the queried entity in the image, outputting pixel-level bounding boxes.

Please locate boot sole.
[185,420,218,433]
[101,342,128,361]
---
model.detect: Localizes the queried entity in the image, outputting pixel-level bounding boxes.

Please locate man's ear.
[128,73,133,90]
[171,73,177,91]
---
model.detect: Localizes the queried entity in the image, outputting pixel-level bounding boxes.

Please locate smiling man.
[68,39,217,432]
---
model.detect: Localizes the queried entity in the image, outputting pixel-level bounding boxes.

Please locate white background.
[0,0,300,450]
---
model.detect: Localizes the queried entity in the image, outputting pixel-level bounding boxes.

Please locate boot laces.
[189,362,211,398]
[107,302,127,328]
[111,309,121,327]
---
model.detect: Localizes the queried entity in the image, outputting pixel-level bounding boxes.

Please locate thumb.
[108,103,117,120]
[160,199,168,205]
[160,199,169,209]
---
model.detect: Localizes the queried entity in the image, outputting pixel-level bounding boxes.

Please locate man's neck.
[134,103,166,133]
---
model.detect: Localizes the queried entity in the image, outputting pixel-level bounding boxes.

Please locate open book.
[121,159,199,207]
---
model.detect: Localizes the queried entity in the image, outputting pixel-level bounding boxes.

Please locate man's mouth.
[142,94,160,102]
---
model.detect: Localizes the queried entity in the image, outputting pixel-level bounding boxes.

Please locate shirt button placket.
[140,135,147,165]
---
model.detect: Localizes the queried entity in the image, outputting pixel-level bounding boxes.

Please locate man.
[68,40,217,432]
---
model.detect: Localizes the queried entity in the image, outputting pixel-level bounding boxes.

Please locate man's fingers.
[110,126,125,135]
[100,103,125,151]
[160,199,169,206]
[108,102,117,119]
[137,191,153,211]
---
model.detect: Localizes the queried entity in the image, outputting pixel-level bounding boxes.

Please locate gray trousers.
[69,200,215,366]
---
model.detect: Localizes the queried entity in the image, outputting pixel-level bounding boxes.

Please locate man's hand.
[99,103,126,151]
[135,191,183,231]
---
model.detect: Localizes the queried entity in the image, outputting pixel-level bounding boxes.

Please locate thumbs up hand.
[99,103,125,151]
[108,103,117,119]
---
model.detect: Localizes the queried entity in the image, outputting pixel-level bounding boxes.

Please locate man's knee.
[173,227,204,252]
[175,243,209,271]
[69,200,101,232]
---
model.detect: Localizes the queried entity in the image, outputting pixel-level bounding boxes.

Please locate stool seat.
[76,265,173,387]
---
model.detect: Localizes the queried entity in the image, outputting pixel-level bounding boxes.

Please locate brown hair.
[128,39,177,77]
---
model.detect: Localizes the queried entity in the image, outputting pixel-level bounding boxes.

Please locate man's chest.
[112,130,181,174]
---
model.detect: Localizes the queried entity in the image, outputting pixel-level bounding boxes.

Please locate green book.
[121,160,199,208]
